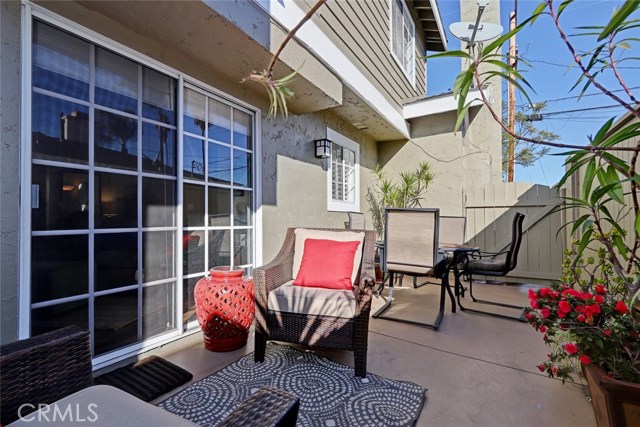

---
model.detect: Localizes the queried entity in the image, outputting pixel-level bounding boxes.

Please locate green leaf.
[591,117,616,146]
[481,14,539,57]
[599,152,631,174]
[557,0,574,17]
[454,102,473,132]
[605,165,625,203]
[427,50,473,60]
[570,214,592,236]
[598,0,640,41]
[612,234,629,260]
[576,229,594,259]
[583,159,597,201]
[635,210,640,237]
[531,2,548,21]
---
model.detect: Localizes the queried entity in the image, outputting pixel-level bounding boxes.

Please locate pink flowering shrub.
[524,269,640,383]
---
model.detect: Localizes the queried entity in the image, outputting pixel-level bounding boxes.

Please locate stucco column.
[1,0,22,344]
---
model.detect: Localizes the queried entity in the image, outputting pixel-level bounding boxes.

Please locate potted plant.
[524,245,640,426]
[428,1,640,424]
[365,162,435,282]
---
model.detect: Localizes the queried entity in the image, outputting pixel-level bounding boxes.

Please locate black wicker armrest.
[218,386,299,427]
[0,326,93,425]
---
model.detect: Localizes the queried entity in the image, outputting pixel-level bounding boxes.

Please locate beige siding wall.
[301,0,427,110]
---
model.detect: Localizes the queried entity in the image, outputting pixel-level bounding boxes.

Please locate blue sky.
[428,0,638,186]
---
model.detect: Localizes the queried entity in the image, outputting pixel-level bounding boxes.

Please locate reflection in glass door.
[181,86,255,325]
[30,21,178,357]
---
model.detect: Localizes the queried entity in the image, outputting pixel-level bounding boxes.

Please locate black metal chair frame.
[372,208,455,330]
[454,212,526,321]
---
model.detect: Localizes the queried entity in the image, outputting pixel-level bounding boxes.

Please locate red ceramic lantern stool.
[194,267,255,352]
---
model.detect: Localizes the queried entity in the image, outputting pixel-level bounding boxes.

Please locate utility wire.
[540,104,628,117]
[516,86,640,107]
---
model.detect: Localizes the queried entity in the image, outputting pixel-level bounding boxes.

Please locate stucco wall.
[378,111,469,216]
[261,110,377,262]
[1,0,21,344]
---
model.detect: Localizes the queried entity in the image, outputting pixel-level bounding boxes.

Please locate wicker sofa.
[0,326,299,426]
[253,228,376,377]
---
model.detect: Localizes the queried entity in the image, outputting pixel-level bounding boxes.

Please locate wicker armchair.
[253,228,376,377]
[0,326,94,425]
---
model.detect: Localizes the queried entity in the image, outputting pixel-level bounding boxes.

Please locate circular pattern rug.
[158,343,427,427]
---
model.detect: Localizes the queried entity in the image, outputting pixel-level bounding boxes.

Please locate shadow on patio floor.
[150,278,595,427]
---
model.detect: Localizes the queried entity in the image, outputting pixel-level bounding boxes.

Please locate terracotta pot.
[582,364,640,427]
[194,266,255,352]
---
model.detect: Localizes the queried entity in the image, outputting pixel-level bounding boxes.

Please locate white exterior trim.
[389,0,416,87]
[403,87,488,119]
[326,128,360,213]
[428,0,448,51]
[18,1,34,339]
[256,0,410,139]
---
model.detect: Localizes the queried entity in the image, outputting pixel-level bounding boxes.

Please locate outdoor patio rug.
[158,343,427,426]
[94,355,193,402]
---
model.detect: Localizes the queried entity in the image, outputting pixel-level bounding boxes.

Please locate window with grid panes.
[390,0,416,84]
[327,128,360,212]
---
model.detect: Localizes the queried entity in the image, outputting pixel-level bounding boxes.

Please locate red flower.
[539,325,547,333]
[530,299,539,309]
[564,343,578,355]
[595,284,606,294]
[581,292,593,301]
[558,300,571,313]
[524,313,534,320]
[551,366,559,377]
[579,354,591,365]
[594,295,603,304]
[539,288,550,297]
[537,364,546,372]
[540,308,551,318]
[577,314,586,322]
[528,289,537,300]
[615,300,630,314]
[584,305,597,317]
[550,291,560,298]
[602,329,612,337]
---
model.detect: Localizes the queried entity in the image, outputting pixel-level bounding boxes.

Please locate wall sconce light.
[314,138,332,159]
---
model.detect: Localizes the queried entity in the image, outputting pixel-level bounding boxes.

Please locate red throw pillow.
[292,239,361,290]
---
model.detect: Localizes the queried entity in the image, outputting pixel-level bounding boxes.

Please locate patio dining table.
[374,241,478,312]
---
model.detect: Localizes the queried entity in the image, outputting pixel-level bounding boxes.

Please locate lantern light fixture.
[314,138,332,159]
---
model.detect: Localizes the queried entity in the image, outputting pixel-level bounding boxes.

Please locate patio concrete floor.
[149,278,597,427]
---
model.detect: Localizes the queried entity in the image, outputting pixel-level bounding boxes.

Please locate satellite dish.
[449,22,503,43]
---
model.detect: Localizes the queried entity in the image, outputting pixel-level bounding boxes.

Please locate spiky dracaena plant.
[366,162,435,239]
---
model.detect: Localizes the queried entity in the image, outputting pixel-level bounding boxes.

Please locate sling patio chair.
[253,228,376,377]
[346,211,366,230]
[372,208,455,330]
[454,212,526,321]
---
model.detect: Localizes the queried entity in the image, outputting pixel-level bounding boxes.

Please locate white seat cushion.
[292,229,365,284]
[268,281,356,318]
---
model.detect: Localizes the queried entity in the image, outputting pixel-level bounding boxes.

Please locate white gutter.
[403,86,488,119]
[255,0,410,138]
